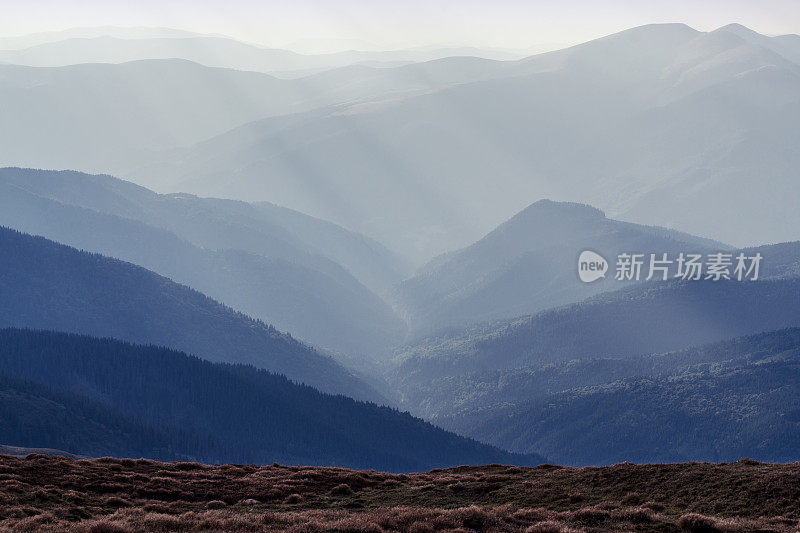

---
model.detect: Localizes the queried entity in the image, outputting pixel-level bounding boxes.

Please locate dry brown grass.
[0,455,798,532]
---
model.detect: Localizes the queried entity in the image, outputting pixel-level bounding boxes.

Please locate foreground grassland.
[1,455,799,532]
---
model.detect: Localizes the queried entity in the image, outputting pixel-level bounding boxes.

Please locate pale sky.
[0,0,798,52]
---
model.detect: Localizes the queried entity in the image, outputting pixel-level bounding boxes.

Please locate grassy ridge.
[1,455,799,532]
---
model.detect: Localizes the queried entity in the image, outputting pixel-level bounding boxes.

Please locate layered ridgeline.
[136,23,800,260]
[394,199,726,334]
[388,239,800,464]
[0,28,520,73]
[0,56,514,185]
[0,168,407,356]
[439,329,800,466]
[0,328,542,471]
[391,243,800,411]
[3,24,797,260]
[0,226,378,401]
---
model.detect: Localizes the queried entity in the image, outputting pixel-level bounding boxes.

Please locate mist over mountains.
[0,26,522,74]
[0,225,380,401]
[394,199,728,334]
[1,23,797,261]
[0,168,406,356]
[440,328,800,465]
[0,328,540,470]
[132,23,800,260]
[389,273,800,409]
[1,19,800,469]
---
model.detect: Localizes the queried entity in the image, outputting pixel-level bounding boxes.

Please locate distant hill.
[0,34,521,73]
[393,274,800,385]
[5,25,798,260]
[400,326,800,422]
[146,23,800,260]
[0,26,206,49]
[394,199,726,334]
[0,373,180,461]
[389,243,800,420]
[0,167,407,355]
[0,55,516,187]
[0,328,543,471]
[0,226,377,401]
[448,329,800,465]
[0,444,84,459]
[0,60,298,173]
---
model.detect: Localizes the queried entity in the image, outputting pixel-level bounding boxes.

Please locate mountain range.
[0,225,378,401]
[129,23,800,261]
[0,27,522,74]
[4,165,800,466]
[0,167,406,356]
[2,21,800,469]
[2,24,797,260]
[390,259,800,413]
[440,328,800,465]
[383,232,800,465]
[0,328,542,471]
[394,199,728,334]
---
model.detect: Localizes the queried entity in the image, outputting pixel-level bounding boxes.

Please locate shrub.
[621,492,642,505]
[206,500,226,509]
[679,513,722,533]
[568,492,584,503]
[104,496,130,508]
[512,508,552,522]
[284,493,304,504]
[174,462,205,471]
[142,512,184,531]
[88,521,132,533]
[453,505,494,530]
[525,521,582,533]
[614,506,657,524]
[330,484,354,496]
[642,501,665,512]
[10,512,57,532]
[407,522,435,533]
[570,506,610,524]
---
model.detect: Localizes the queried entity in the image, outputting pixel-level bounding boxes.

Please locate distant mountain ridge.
[394,199,729,334]
[0,58,507,179]
[0,328,544,471]
[141,23,800,260]
[444,328,800,465]
[0,32,522,73]
[394,276,800,382]
[388,239,800,419]
[0,167,407,356]
[0,26,208,49]
[3,24,798,259]
[0,225,378,401]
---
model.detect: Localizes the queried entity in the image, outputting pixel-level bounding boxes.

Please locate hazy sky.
[1,0,798,52]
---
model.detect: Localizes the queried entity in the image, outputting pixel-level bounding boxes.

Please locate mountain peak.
[484,200,607,244]
[518,199,606,219]
[605,23,701,42]
[714,23,760,37]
